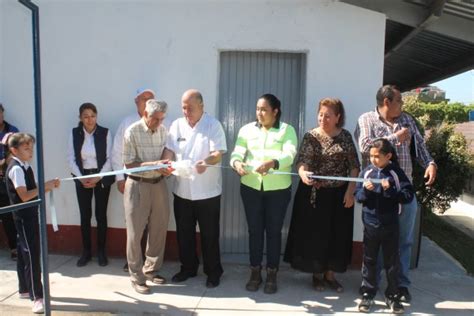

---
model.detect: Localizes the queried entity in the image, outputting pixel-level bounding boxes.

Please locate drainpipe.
[17,1,51,315]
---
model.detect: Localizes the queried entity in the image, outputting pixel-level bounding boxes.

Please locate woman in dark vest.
[67,103,114,267]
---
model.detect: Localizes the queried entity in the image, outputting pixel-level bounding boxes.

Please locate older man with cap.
[112,88,155,272]
[112,89,156,194]
[162,89,226,288]
[123,99,172,294]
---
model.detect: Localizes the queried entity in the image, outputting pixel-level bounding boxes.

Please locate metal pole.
[0,199,41,215]
[17,1,51,315]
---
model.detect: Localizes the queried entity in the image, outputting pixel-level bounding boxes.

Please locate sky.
[432,69,474,105]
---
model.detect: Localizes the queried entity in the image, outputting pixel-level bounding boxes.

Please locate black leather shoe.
[172,270,197,283]
[123,262,129,272]
[76,253,92,267]
[98,251,108,267]
[206,276,220,288]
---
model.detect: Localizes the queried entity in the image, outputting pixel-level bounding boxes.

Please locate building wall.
[0,1,3,99]
[0,0,385,258]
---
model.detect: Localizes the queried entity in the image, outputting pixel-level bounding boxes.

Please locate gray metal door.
[218,51,306,255]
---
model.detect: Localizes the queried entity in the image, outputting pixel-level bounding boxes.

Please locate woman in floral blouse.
[284,97,360,293]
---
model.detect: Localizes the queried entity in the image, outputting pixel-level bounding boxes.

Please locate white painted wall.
[1,0,385,242]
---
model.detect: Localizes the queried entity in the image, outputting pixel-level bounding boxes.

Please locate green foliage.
[403,96,472,128]
[411,124,473,213]
[403,96,474,213]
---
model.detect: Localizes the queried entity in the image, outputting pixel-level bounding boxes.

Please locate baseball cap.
[135,88,155,99]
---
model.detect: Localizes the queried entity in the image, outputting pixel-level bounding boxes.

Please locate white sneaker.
[19,292,29,299]
[32,298,44,314]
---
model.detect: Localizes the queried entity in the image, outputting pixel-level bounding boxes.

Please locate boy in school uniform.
[5,133,60,314]
[355,138,414,314]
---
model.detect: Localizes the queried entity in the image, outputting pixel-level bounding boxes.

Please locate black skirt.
[284,180,354,273]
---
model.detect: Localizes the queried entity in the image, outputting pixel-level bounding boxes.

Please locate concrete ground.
[437,200,474,239]
[0,236,473,316]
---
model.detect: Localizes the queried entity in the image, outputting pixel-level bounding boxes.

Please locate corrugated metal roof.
[342,0,474,91]
[384,19,474,90]
[405,0,474,21]
[444,0,474,21]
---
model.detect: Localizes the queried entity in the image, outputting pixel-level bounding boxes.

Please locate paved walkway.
[438,200,474,239]
[0,237,473,315]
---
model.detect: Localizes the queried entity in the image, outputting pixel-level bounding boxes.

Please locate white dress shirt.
[8,157,30,188]
[67,127,113,177]
[111,112,141,181]
[166,113,227,200]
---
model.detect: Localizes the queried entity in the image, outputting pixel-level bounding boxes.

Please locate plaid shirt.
[123,118,167,178]
[354,108,434,181]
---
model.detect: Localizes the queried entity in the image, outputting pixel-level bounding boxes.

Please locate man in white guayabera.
[162,89,227,288]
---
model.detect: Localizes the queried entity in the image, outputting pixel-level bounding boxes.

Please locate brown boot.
[264,267,278,294]
[245,266,262,291]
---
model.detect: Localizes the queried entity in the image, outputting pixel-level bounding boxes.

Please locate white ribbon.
[171,160,195,179]
[61,164,169,181]
[49,162,379,232]
[49,164,170,232]
[270,171,384,184]
[205,163,381,183]
[49,191,59,232]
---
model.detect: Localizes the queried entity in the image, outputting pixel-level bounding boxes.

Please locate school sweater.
[355,162,414,223]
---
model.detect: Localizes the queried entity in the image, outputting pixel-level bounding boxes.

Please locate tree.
[404,97,474,213]
[404,96,474,126]
[411,124,473,213]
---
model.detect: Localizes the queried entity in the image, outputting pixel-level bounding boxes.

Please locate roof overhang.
[340,0,474,91]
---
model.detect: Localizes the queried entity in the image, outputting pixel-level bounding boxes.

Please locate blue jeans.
[375,196,418,288]
[398,196,418,287]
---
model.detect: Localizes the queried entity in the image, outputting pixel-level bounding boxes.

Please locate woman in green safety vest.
[230,93,297,295]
